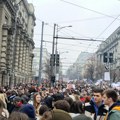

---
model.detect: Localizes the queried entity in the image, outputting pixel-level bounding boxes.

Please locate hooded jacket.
[104,101,120,120]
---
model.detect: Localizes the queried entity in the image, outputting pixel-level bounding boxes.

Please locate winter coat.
[85,99,108,120]
[104,102,120,120]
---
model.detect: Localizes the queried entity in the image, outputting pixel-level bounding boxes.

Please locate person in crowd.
[73,114,92,120]
[38,105,50,120]
[0,92,7,109]
[64,97,73,107]
[8,112,29,120]
[41,109,72,120]
[12,96,23,112]
[6,90,17,113]
[103,89,120,120]
[70,100,84,114]
[21,95,30,104]
[43,95,53,109]
[20,104,36,120]
[69,90,76,101]
[17,88,25,97]
[33,92,41,116]
[70,100,84,118]
[0,99,9,118]
[54,100,70,112]
[85,88,108,120]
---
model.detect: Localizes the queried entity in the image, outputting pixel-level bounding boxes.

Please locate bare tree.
[83,56,96,82]
[42,64,51,80]
[95,60,105,80]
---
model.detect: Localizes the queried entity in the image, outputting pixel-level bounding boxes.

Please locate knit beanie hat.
[73,114,92,120]
[51,109,72,120]
[20,104,36,120]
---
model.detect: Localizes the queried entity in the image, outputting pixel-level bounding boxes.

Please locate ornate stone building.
[0,0,35,86]
[96,27,120,82]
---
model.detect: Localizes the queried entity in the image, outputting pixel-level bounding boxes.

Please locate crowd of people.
[0,81,120,120]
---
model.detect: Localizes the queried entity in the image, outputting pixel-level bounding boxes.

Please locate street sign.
[104,72,110,81]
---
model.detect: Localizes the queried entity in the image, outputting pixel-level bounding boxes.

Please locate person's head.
[41,109,72,120]
[93,88,103,105]
[103,89,118,107]
[21,95,29,104]
[39,105,49,116]
[33,92,41,108]
[54,100,70,112]
[20,104,36,120]
[64,97,73,106]
[17,88,25,97]
[8,112,29,120]
[70,101,84,114]
[13,96,22,107]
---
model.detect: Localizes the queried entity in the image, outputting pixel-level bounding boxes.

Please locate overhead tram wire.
[55,37,104,42]
[35,18,99,51]
[36,18,102,40]
[43,44,89,52]
[41,40,99,47]
[34,33,107,40]
[96,14,120,39]
[57,15,120,24]
[62,27,96,39]
[60,0,120,20]
[86,14,120,52]
[60,0,120,52]
[36,18,105,43]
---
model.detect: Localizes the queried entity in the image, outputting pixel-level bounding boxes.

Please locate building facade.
[96,26,120,81]
[32,48,50,82]
[0,0,35,86]
[66,52,93,80]
[75,52,94,80]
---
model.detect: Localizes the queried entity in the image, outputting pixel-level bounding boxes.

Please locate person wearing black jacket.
[85,88,108,120]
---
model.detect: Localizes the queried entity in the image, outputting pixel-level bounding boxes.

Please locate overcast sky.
[28,0,120,73]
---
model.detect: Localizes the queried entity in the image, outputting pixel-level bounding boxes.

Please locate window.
[4,16,8,25]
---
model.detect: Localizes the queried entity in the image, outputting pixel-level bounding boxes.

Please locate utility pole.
[55,24,58,81]
[38,21,44,86]
[51,24,56,86]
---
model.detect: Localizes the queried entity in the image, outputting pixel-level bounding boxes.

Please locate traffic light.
[56,54,60,66]
[51,76,55,83]
[103,52,108,63]
[109,53,113,63]
[50,54,55,66]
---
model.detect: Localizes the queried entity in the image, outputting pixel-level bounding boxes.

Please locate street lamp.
[50,24,72,86]
[54,25,72,81]
[57,25,72,32]
[59,51,69,55]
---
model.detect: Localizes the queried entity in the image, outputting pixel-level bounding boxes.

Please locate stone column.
[26,41,29,82]
[28,43,34,83]
[22,39,26,81]
[18,38,23,73]
[0,24,9,86]
[14,34,20,85]
[19,31,24,81]
[6,28,14,85]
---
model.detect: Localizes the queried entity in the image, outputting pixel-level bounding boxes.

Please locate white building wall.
[32,48,50,80]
